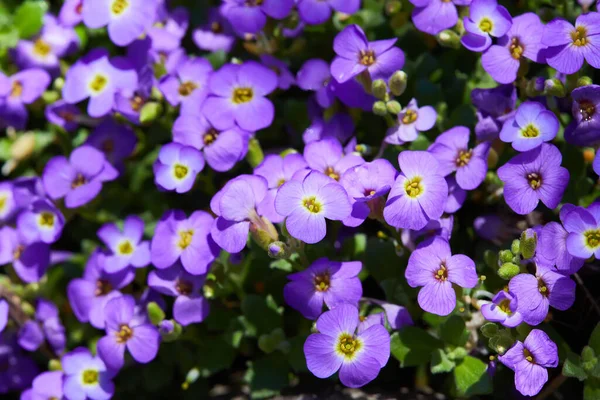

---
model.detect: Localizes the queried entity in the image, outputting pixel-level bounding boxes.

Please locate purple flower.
[297,0,360,25]
[147,6,189,52]
[339,159,397,227]
[42,145,118,209]
[304,138,364,181]
[16,198,64,244]
[0,300,7,332]
[383,151,448,230]
[405,237,478,316]
[59,0,84,27]
[595,151,600,176]
[542,13,600,74]
[480,290,523,327]
[0,226,50,283]
[401,215,454,251]
[260,54,295,90]
[509,265,575,326]
[538,205,585,274]
[0,181,16,223]
[67,249,135,329]
[497,143,569,215]
[18,299,66,353]
[159,58,212,114]
[62,347,116,400]
[97,295,160,370]
[385,99,437,144]
[498,329,558,397]
[148,263,210,326]
[565,84,600,146]
[304,304,389,388]
[331,24,405,83]
[461,0,512,52]
[296,59,335,109]
[172,114,249,172]
[410,0,471,35]
[254,153,309,223]
[45,100,81,132]
[0,68,50,129]
[21,371,64,400]
[193,7,236,53]
[562,203,600,260]
[97,216,151,273]
[203,62,277,132]
[151,210,219,274]
[153,142,205,193]
[0,335,38,394]
[62,49,138,117]
[428,126,490,190]
[221,0,294,35]
[379,303,413,330]
[303,113,355,144]
[499,101,559,152]
[445,176,466,213]
[82,0,157,46]
[482,13,545,84]
[275,171,352,244]
[85,119,137,170]
[283,258,362,319]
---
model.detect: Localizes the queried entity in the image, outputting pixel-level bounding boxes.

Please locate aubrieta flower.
[0,226,50,283]
[0,300,7,332]
[59,0,84,27]
[148,263,210,326]
[18,299,66,353]
[562,203,600,260]
[499,102,559,152]
[405,237,478,316]
[62,49,138,117]
[85,119,137,171]
[221,0,294,35]
[275,171,352,244]
[283,258,362,320]
[538,204,585,274]
[203,62,278,132]
[303,113,355,145]
[304,304,390,388]
[482,13,545,84]
[0,181,16,223]
[542,12,600,74]
[428,126,490,190]
[401,215,454,251]
[172,113,249,172]
[16,199,64,244]
[151,210,220,275]
[260,54,295,90]
[97,216,151,273]
[0,335,39,394]
[497,143,569,215]
[509,264,576,326]
[498,329,558,397]
[67,248,135,329]
[445,176,466,214]
[480,290,523,327]
[339,159,397,227]
[384,151,448,230]
[193,7,236,53]
[410,0,472,35]
[62,347,116,400]
[565,84,600,146]
[97,295,160,371]
[461,0,512,52]
[153,142,205,194]
[147,6,189,53]
[42,145,119,209]
[82,0,157,46]
[296,58,335,109]
[385,99,437,144]
[304,138,364,182]
[21,371,64,400]
[297,0,360,25]
[471,84,516,141]
[254,153,309,223]
[159,58,212,114]
[45,100,81,132]
[0,68,50,130]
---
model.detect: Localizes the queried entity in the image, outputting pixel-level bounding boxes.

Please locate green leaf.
[245,353,289,399]
[430,348,455,374]
[480,323,499,338]
[585,378,600,400]
[453,356,493,397]
[563,352,588,381]
[390,327,443,367]
[440,316,469,346]
[13,1,47,38]
[241,294,283,336]
[590,323,600,354]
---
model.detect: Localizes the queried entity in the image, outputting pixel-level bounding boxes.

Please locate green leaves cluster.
[563,324,600,400]
[0,0,46,54]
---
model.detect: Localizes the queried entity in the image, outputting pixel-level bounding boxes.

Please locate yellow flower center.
[175,278,193,295]
[130,95,144,112]
[434,263,448,281]
[404,176,423,198]
[313,272,330,292]
[245,0,264,6]
[303,196,322,214]
[498,299,512,314]
[0,195,6,211]
[71,174,86,189]
[38,212,55,227]
[178,81,197,97]
[178,229,194,249]
[538,279,549,297]
[232,87,254,104]
[13,244,24,260]
[521,123,540,138]
[33,38,51,57]
[358,50,376,66]
[173,164,189,179]
[337,333,361,358]
[401,109,418,125]
[479,18,493,33]
[89,74,108,94]
[585,229,600,249]
[95,279,113,296]
[527,172,542,190]
[277,178,286,187]
[204,128,219,146]
[82,369,99,385]
[324,166,340,181]
[10,81,22,98]
[211,22,223,34]
[523,348,535,363]
[455,149,472,167]
[572,26,588,47]
[115,324,133,344]
[579,101,596,121]
[118,240,134,255]
[509,37,524,60]
[111,0,129,15]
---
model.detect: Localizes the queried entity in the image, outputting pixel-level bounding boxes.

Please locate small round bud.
[386,100,402,115]
[48,359,62,371]
[159,320,182,342]
[511,239,521,256]
[139,102,162,124]
[498,250,514,264]
[246,138,264,168]
[267,241,287,259]
[371,79,388,100]
[385,0,402,14]
[544,78,567,98]
[519,228,538,260]
[577,76,594,88]
[372,101,388,116]
[498,262,521,280]
[388,71,407,97]
[147,302,166,325]
[436,30,461,49]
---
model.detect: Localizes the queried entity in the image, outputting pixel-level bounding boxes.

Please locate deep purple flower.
[410,0,472,35]
[97,216,150,273]
[275,171,352,244]
[85,119,137,170]
[68,249,135,328]
[59,0,84,27]
[147,6,189,52]
[401,215,454,251]
[542,13,600,74]
[82,0,157,46]
[0,335,38,394]
[172,113,249,172]
[296,59,335,109]
[203,62,277,132]
[45,100,81,132]
[304,304,389,388]
[428,126,490,190]
[480,290,523,328]
[0,69,50,129]
[385,99,437,144]
[151,210,220,274]
[471,84,516,141]
[498,329,558,397]
[18,299,66,353]
[221,0,294,35]
[461,0,512,52]
[331,24,405,83]
[565,84,600,146]
[304,138,364,182]
[42,145,118,209]
[509,264,575,326]
[297,0,360,25]
[153,142,205,193]
[62,347,116,400]
[499,101,559,152]
[303,113,355,145]
[0,181,16,223]
[148,263,210,326]
[260,54,295,90]
[159,58,212,114]
[193,7,236,53]
[383,151,448,230]
[21,371,64,400]
[284,258,362,320]
[339,159,397,227]
[482,13,545,84]
[497,143,569,215]
[406,237,478,316]
[17,199,64,244]
[97,295,160,370]
[0,226,50,283]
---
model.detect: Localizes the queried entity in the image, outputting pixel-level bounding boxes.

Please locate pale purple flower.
[445,176,466,213]
[385,99,437,144]
[0,68,51,129]
[221,0,294,35]
[0,300,7,333]
[562,203,600,260]
[147,6,188,52]
[158,57,212,114]
[0,181,16,223]
[260,54,295,90]
[0,226,50,283]
[296,58,335,108]
[410,0,472,35]
[480,290,523,327]
[59,0,84,27]
[153,142,205,193]
[62,347,116,400]
[97,216,151,273]
[565,84,600,146]
[499,102,558,152]
[461,0,512,52]
[16,199,64,244]
[303,113,355,144]
[193,7,236,53]
[297,0,360,25]
[304,138,364,182]
[21,371,64,400]
[18,299,65,353]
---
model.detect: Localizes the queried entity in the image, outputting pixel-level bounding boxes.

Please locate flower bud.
[267,241,287,259]
[42,90,60,104]
[48,359,62,371]
[388,71,407,97]
[147,301,165,325]
[510,239,521,256]
[246,137,264,168]
[385,0,402,13]
[371,79,388,100]
[11,133,36,161]
[577,76,594,88]
[53,77,64,91]
[250,215,279,250]
[525,78,544,98]
[372,101,388,116]
[436,30,461,49]
[140,102,163,124]
[386,100,402,115]
[544,78,567,98]
[160,320,182,342]
[519,228,537,260]
[182,367,200,390]
[498,262,520,280]
[498,250,514,264]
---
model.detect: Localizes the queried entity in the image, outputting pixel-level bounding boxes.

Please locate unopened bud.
[498,250,514,264]
[250,216,279,250]
[139,102,162,124]
[519,228,537,260]
[48,359,62,371]
[160,320,182,342]
[385,0,402,14]
[511,239,521,256]
[437,30,461,49]
[525,78,544,98]
[388,71,407,97]
[544,78,566,98]
[53,77,64,91]
[267,241,287,259]
[372,101,388,116]
[498,262,520,280]
[182,367,200,390]
[11,133,36,161]
[577,76,594,88]
[147,301,165,325]
[371,79,388,100]
[386,100,402,115]
[246,138,264,168]
[42,90,60,104]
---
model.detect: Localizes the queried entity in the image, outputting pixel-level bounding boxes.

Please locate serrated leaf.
[390,327,443,367]
[14,1,47,38]
[431,348,455,374]
[440,315,469,346]
[453,356,493,397]
[563,352,588,381]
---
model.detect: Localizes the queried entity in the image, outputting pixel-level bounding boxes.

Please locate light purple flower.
[405,237,478,316]
[151,210,220,275]
[59,0,84,27]
[0,300,7,332]
[221,0,294,35]
[296,59,335,109]
[410,0,472,36]
[193,7,236,53]
[45,100,81,132]
[62,347,116,400]
[260,54,295,90]
[97,216,151,273]
[385,99,437,144]
[0,226,50,283]
[153,142,205,193]
[383,151,448,230]
[147,6,188,52]
[159,58,212,114]
[0,181,16,223]
[499,102,558,152]
[0,68,51,129]
[97,295,160,370]
[297,0,360,25]
[461,0,512,52]
[148,263,210,326]
[21,371,64,400]
[331,24,405,83]
[304,304,389,388]
[304,138,364,182]
[562,203,600,260]
[275,171,352,244]
[379,303,413,330]
[16,199,64,244]
[497,143,569,215]
[445,176,466,213]
[283,258,362,319]
[480,290,523,328]
[401,215,454,251]
[498,329,558,397]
